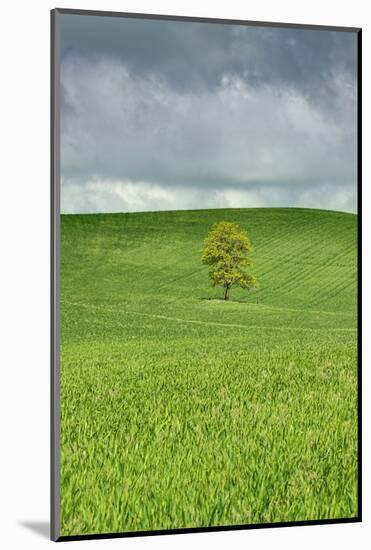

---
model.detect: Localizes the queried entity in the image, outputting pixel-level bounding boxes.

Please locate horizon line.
[60,206,357,216]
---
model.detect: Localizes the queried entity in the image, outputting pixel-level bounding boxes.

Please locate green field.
[60,207,358,536]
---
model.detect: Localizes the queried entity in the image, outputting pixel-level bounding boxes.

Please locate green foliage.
[60,208,358,536]
[201,221,257,300]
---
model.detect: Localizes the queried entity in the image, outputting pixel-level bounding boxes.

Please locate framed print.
[51,8,361,542]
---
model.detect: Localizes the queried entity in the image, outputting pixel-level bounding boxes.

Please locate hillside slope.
[59,208,358,535]
[61,207,357,331]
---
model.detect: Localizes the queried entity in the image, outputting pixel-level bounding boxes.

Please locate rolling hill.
[59,208,358,535]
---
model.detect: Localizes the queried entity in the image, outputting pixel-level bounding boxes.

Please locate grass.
[60,207,358,536]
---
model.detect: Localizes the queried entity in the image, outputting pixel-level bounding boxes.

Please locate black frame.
[51,7,362,542]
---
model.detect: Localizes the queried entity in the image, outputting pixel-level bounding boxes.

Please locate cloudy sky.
[60,14,358,214]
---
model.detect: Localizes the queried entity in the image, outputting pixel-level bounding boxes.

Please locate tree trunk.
[224,285,230,301]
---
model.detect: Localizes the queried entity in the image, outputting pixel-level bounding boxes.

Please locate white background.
[0,0,368,548]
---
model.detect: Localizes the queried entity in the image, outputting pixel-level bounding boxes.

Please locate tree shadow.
[200,296,258,304]
[18,521,49,539]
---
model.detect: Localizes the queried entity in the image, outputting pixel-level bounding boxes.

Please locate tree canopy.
[201,221,257,301]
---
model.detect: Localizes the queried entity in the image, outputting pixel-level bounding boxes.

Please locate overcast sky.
[60,14,358,214]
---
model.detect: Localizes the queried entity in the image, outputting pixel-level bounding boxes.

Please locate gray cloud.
[60,14,358,214]
[61,178,356,215]
[60,15,357,95]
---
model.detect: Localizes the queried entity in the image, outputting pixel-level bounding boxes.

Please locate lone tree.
[201,221,257,301]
